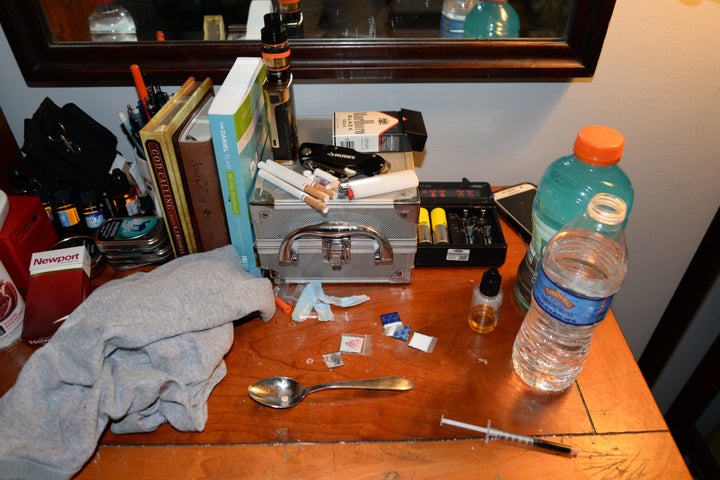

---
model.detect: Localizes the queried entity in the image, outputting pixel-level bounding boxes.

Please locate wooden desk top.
[0,217,691,479]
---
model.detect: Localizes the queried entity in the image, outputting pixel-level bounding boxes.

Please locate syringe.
[440,415,579,456]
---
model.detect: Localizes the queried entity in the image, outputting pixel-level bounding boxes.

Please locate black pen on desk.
[118,111,143,155]
[127,103,146,131]
[150,85,169,112]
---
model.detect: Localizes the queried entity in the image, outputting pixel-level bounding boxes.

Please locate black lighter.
[261,13,299,165]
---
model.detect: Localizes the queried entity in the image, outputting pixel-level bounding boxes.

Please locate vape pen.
[279,0,303,38]
[261,13,299,165]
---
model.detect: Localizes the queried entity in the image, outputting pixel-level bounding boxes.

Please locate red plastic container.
[0,195,59,288]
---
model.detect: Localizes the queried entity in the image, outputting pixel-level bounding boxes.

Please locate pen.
[130,64,151,120]
[146,85,169,116]
[127,104,146,131]
[440,416,579,456]
[118,111,143,155]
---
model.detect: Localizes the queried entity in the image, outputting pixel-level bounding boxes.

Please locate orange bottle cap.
[573,125,625,166]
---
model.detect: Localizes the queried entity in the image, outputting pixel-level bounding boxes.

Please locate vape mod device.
[279,0,303,38]
[261,13,299,165]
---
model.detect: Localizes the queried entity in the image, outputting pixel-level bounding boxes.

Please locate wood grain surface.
[0,215,691,479]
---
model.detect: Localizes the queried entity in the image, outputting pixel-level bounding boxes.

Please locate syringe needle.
[440,415,578,457]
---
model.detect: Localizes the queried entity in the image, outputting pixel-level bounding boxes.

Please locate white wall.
[2,0,719,372]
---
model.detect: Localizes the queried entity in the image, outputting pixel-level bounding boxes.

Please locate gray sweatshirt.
[0,245,276,479]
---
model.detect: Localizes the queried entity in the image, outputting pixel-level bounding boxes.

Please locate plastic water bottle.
[462,0,520,38]
[512,193,629,392]
[88,0,137,42]
[440,0,476,38]
[514,125,634,312]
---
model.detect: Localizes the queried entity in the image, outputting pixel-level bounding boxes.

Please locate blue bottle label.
[533,266,613,326]
[440,15,466,38]
[84,211,106,229]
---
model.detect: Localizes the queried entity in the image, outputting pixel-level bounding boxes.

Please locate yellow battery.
[417,207,432,245]
[430,207,449,245]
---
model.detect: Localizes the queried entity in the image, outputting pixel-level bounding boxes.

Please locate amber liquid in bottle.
[468,304,500,333]
[467,267,503,334]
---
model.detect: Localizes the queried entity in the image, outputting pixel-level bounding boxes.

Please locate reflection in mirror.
[40,0,573,43]
[3,0,616,83]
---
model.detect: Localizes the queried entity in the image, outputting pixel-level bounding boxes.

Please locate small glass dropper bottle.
[109,168,142,217]
[468,267,503,333]
[53,189,82,231]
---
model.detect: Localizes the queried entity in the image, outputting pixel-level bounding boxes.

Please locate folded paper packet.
[0,245,275,480]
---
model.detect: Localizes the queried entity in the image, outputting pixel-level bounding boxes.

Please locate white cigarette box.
[332,109,427,153]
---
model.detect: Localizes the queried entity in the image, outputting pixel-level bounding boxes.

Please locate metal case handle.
[279,222,394,267]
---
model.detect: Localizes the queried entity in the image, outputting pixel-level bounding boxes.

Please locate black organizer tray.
[414,180,507,267]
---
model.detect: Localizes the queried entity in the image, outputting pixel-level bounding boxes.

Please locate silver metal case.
[250,152,419,283]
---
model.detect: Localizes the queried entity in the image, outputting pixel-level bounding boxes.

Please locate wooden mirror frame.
[1,0,616,86]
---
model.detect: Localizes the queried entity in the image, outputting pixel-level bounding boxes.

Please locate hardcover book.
[176,96,230,251]
[140,77,214,257]
[208,57,270,274]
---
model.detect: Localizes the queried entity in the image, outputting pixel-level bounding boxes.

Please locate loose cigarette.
[262,160,336,200]
[313,168,340,190]
[258,161,328,201]
[258,169,329,214]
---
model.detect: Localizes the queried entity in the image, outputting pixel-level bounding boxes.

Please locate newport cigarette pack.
[332,109,427,153]
[22,246,90,346]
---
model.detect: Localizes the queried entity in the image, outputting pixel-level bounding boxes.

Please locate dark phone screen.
[494,185,536,241]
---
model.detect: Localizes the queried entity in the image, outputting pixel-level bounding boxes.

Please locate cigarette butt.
[304,195,329,214]
[258,169,328,214]
[311,182,337,199]
[303,184,330,202]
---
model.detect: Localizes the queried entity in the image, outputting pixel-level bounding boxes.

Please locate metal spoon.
[247,376,414,408]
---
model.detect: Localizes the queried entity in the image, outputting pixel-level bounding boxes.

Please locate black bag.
[21,97,118,192]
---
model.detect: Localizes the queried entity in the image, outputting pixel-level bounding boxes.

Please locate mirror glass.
[41,0,572,43]
[3,0,614,84]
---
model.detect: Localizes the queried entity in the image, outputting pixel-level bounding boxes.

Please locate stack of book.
[139,58,269,275]
[207,57,270,275]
